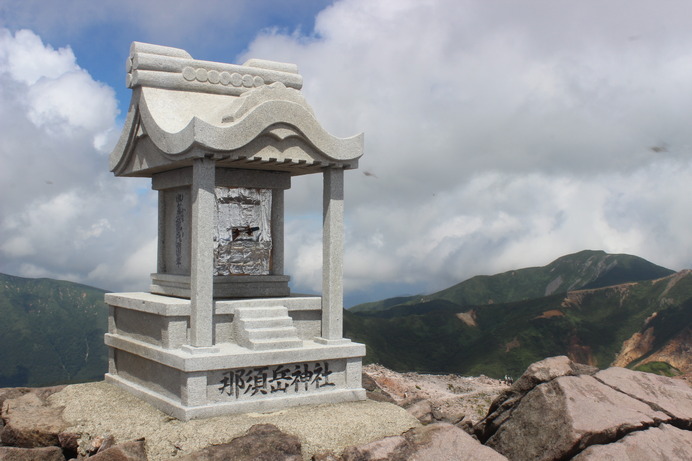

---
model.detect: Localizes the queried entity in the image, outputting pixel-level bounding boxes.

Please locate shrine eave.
[109,42,363,178]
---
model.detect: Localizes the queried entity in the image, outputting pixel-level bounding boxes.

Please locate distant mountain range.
[1,250,690,387]
[345,250,691,379]
[349,250,675,314]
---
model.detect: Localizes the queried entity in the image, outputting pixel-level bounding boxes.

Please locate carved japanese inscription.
[162,188,190,274]
[211,361,337,401]
[174,192,186,267]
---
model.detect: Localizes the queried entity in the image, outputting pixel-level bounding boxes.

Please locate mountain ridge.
[345,251,690,379]
[350,249,675,314]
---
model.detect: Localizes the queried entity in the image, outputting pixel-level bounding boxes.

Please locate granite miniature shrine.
[105,42,366,420]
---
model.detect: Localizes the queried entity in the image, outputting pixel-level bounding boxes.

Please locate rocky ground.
[1,357,691,460]
[362,364,510,428]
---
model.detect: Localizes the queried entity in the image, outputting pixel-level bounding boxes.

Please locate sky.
[2,0,692,307]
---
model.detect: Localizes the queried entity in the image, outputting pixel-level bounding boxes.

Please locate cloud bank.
[0,29,157,291]
[243,0,692,302]
[2,0,692,307]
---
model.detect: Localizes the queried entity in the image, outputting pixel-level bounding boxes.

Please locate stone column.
[321,167,344,341]
[189,157,215,347]
[157,192,165,273]
[271,188,284,275]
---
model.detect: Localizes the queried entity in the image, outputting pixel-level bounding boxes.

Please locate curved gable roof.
[111,42,363,177]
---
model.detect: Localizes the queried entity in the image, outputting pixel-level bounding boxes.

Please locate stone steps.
[234,306,303,351]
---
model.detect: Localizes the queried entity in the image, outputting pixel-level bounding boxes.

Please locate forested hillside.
[0,273,108,387]
[345,251,690,379]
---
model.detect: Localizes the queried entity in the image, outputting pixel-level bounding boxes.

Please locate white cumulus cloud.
[0,28,156,291]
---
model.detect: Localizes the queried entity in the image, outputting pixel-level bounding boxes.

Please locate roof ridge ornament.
[126,42,303,96]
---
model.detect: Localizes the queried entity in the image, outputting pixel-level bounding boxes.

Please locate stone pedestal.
[105,293,365,420]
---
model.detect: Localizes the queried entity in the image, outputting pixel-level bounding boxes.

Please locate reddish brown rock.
[173,424,301,461]
[341,423,507,461]
[88,438,147,461]
[0,446,65,461]
[361,371,396,404]
[572,424,692,460]
[0,392,67,448]
[486,374,669,461]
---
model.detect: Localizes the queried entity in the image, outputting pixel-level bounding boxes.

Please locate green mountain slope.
[0,273,108,387]
[345,257,690,379]
[350,250,674,314]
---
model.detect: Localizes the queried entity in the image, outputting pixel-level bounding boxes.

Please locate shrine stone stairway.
[234,305,303,350]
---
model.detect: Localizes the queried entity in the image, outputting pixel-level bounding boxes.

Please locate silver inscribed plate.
[214,187,272,276]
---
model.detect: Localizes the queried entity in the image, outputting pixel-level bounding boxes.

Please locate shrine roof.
[110,42,363,177]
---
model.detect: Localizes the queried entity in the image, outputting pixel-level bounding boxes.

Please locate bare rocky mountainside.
[1,356,690,460]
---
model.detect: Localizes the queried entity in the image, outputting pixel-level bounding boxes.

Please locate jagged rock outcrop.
[362,364,507,428]
[474,356,692,461]
[1,357,690,460]
[473,355,598,442]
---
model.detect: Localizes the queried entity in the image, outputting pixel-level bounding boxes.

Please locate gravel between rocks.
[47,382,419,461]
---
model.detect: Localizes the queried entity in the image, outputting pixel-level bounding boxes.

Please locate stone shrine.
[105,42,366,420]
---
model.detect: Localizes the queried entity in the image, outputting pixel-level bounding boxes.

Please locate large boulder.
[339,422,507,461]
[485,374,668,460]
[173,424,302,461]
[474,356,692,461]
[474,355,597,442]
